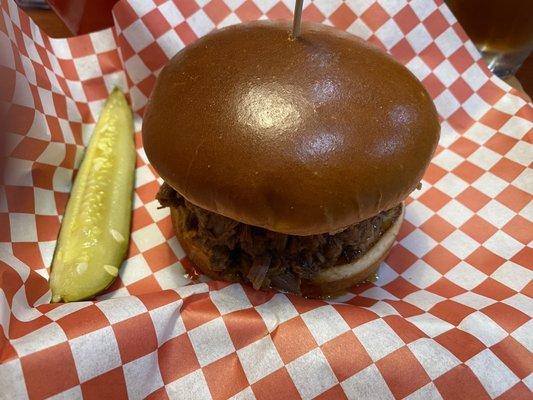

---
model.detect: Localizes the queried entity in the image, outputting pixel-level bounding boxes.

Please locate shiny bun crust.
[171,205,404,298]
[143,20,439,235]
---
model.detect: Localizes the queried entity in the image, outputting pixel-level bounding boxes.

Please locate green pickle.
[50,89,135,302]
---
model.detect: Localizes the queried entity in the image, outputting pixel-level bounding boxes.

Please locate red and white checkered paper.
[1,0,532,398]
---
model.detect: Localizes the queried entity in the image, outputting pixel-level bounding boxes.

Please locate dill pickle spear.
[50,89,135,302]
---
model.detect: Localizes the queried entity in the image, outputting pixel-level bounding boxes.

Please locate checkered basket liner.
[1,0,532,399]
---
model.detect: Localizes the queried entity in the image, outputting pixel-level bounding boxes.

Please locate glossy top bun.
[143,20,440,235]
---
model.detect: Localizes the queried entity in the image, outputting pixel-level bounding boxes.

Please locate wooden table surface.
[24,8,533,98]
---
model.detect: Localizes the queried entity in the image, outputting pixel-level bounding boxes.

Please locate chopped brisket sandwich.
[142,21,440,297]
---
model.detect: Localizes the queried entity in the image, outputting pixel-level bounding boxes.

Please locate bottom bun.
[171,204,404,298]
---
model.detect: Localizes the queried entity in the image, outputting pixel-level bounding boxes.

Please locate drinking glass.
[445,0,533,78]
[46,0,119,35]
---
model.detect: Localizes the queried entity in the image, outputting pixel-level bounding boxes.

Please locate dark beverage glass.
[445,0,533,77]
[46,0,119,35]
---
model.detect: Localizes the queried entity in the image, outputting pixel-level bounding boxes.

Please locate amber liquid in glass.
[445,0,533,76]
[46,0,118,35]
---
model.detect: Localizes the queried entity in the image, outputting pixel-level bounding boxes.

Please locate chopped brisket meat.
[157,183,401,293]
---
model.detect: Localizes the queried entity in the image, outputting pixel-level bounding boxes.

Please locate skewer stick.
[292,0,304,38]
